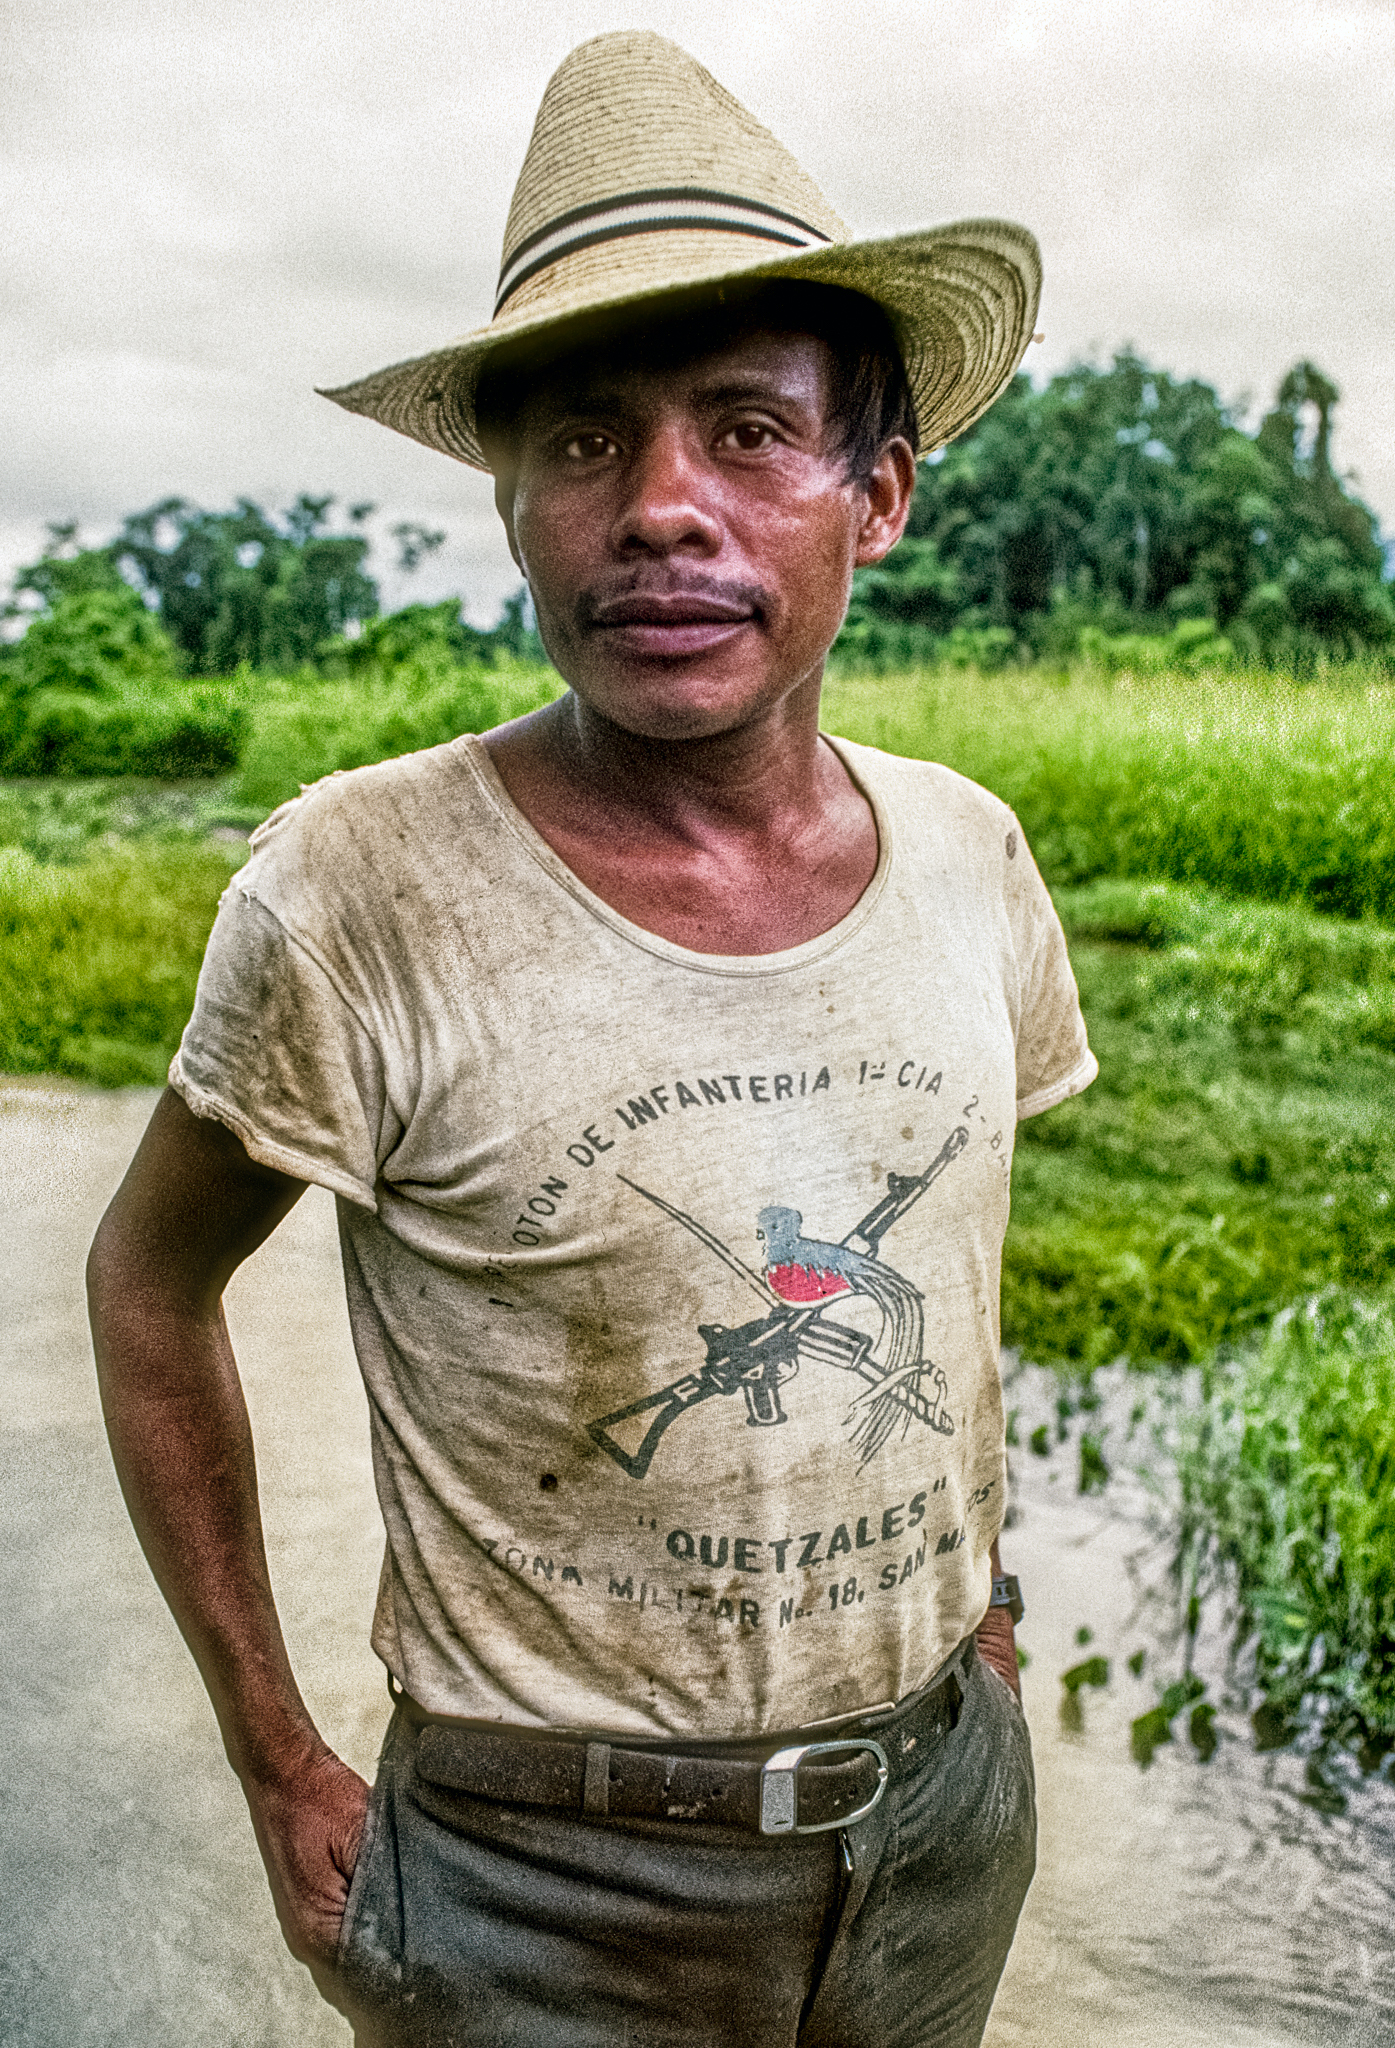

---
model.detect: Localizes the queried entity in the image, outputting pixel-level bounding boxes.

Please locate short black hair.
[474,279,918,486]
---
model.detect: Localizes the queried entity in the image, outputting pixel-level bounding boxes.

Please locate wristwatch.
[989,1574,1025,1626]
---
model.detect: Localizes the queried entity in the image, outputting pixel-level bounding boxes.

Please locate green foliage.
[838,355,1393,666]
[1001,878,1395,1369]
[1189,1699,1218,1762]
[0,584,246,777]
[822,665,1395,923]
[113,495,380,674]
[1075,617,1235,675]
[1061,1655,1110,1693]
[4,521,129,614]
[0,682,247,779]
[0,512,554,791]
[324,600,495,673]
[8,582,177,695]
[1079,1432,1110,1493]
[1172,1297,1395,1752]
[317,593,546,676]
[233,656,560,813]
[0,838,243,1083]
[1130,1674,1207,1766]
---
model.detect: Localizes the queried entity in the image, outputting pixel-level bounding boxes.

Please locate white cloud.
[3,0,1392,607]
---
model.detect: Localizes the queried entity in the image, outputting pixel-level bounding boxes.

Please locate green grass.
[0,837,242,1083]
[232,655,561,812]
[0,776,260,859]
[823,662,1395,921]
[819,664,1395,1374]
[1004,878,1395,1370]
[0,655,564,1083]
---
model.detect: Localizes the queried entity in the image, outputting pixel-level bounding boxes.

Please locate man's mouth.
[580,581,765,654]
[590,592,754,627]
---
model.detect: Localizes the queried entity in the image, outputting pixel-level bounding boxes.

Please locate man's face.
[495,321,913,742]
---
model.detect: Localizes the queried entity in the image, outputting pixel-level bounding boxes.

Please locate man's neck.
[507,677,832,830]
[481,679,880,956]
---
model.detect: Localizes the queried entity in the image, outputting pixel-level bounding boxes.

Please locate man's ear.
[492,469,523,571]
[853,436,917,568]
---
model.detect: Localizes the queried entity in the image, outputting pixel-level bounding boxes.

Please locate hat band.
[494,185,834,315]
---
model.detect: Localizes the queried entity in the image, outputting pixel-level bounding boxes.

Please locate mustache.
[576,573,773,631]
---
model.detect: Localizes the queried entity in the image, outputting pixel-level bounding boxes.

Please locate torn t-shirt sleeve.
[170,881,390,1208]
[1003,817,1098,1119]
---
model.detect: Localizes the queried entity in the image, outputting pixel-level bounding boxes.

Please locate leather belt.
[394,1640,970,1836]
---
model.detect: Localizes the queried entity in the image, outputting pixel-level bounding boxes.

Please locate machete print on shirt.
[589,1126,965,1479]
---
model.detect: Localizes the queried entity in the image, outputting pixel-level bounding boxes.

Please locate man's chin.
[585,696,768,746]
[565,650,808,745]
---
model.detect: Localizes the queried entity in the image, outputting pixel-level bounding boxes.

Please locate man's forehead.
[520,322,833,417]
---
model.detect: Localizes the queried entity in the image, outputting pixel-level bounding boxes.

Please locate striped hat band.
[495,186,834,315]
[319,32,1042,473]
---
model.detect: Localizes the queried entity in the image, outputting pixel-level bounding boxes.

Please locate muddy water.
[3,1077,1393,2045]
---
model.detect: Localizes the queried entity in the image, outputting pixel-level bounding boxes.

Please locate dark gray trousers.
[334,1642,1036,2047]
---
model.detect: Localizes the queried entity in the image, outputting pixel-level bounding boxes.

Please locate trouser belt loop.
[582,1741,611,1819]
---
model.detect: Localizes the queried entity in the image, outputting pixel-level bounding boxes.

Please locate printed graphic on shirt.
[587,1123,968,1479]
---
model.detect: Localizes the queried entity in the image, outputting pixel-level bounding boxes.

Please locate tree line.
[2,351,1391,718]
[0,499,540,777]
[843,355,1393,668]
[2,495,542,680]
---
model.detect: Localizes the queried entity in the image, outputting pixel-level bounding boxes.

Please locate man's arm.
[87,1087,370,1976]
[974,1537,1021,1701]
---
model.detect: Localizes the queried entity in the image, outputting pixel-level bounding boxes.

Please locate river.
[2,1077,1391,2044]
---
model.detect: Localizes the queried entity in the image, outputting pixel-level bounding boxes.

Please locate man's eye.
[564,432,616,461]
[724,422,775,451]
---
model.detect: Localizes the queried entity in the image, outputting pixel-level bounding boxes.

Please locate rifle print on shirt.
[586,1126,968,1480]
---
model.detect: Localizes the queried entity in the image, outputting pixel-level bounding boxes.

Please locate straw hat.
[320,31,1041,473]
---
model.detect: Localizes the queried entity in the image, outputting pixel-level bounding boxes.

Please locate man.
[89,32,1095,2046]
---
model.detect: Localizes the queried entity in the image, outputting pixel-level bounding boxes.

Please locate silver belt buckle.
[759,1738,890,1835]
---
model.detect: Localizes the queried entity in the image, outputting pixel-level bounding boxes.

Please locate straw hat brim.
[318,218,1040,474]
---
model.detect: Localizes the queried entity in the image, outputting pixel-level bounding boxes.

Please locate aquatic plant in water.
[1171,1293,1395,1765]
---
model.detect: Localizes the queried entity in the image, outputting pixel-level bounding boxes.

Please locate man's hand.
[244,1741,372,1973]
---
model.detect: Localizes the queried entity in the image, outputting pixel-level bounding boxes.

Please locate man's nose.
[609,422,722,557]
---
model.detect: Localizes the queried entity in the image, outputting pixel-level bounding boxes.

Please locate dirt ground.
[3,1078,1386,2046]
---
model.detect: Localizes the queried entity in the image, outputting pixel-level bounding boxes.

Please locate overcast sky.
[4,0,1392,622]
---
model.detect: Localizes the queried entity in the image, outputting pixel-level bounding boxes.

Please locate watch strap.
[989,1574,1025,1626]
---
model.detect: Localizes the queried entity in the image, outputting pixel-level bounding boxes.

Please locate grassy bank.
[1004,877,1395,1370]
[823,662,1395,921]
[0,834,242,1083]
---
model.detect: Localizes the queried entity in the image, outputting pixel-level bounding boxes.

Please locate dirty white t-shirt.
[171,733,1095,1738]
